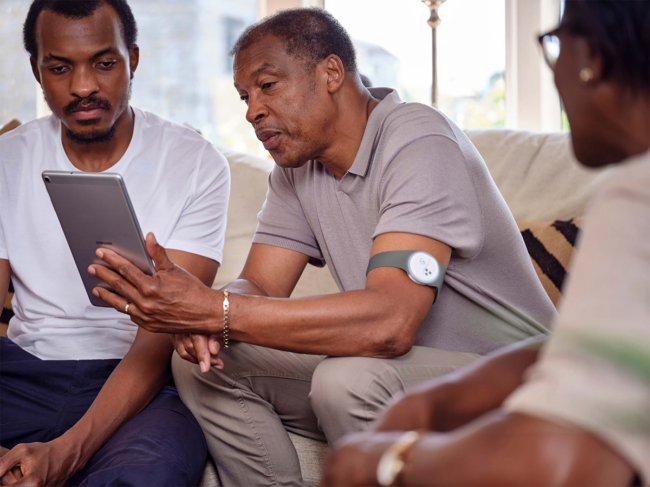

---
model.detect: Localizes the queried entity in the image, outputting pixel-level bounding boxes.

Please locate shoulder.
[378,101,461,159]
[135,108,212,149]
[0,115,57,152]
[134,107,228,172]
[592,153,650,208]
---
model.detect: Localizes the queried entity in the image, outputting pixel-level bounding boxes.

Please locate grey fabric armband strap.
[366,250,446,303]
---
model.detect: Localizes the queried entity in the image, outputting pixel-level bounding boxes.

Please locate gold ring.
[124,303,131,315]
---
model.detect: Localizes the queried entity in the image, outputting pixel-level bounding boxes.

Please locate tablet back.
[42,171,155,307]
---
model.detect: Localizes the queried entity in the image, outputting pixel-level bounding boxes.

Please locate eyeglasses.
[538,29,561,70]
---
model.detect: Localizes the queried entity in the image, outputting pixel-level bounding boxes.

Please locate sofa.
[1,120,611,486]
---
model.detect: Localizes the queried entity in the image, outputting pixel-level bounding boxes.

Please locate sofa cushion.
[517,218,582,307]
[465,129,610,222]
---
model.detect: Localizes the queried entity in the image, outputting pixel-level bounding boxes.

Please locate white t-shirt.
[0,108,230,360]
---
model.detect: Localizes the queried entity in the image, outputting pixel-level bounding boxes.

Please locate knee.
[309,356,393,419]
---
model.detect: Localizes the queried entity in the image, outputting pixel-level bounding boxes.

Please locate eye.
[97,61,117,69]
[49,66,69,74]
[239,94,249,104]
[262,82,276,90]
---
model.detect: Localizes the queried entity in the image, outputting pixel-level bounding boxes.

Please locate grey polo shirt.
[253,88,556,355]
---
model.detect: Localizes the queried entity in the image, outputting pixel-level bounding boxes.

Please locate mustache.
[63,96,112,116]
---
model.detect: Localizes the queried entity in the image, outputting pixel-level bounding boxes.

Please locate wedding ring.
[124,303,131,315]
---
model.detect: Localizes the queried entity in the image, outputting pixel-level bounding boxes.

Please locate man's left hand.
[321,432,402,487]
[89,233,220,335]
[0,440,78,486]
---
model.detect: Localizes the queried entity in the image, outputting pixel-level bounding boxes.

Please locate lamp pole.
[421,0,446,107]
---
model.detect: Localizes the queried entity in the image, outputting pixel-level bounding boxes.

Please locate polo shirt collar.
[347,88,403,178]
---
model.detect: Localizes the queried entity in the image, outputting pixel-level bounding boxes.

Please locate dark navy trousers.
[0,337,207,486]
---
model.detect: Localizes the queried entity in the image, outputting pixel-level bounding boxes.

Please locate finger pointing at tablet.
[88,233,222,336]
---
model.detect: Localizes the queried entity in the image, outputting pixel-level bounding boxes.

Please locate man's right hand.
[0,447,22,486]
[170,333,223,373]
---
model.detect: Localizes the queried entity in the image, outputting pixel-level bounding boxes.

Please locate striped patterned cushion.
[517,218,582,307]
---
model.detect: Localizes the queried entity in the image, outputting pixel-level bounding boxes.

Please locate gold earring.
[580,68,594,85]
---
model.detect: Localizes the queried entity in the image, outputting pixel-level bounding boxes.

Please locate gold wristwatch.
[376,430,421,486]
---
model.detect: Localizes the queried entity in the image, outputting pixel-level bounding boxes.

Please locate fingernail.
[88,266,96,276]
[200,363,207,373]
[96,249,104,258]
[93,289,100,297]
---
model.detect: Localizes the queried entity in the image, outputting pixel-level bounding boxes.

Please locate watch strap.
[366,250,446,303]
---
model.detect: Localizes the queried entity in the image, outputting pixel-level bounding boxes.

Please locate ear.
[574,37,603,86]
[129,44,140,79]
[30,57,42,86]
[323,54,345,94]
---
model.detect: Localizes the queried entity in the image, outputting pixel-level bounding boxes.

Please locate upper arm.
[365,233,451,345]
[238,243,310,298]
[374,135,483,260]
[0,259,10,310]
[252,166,325,267]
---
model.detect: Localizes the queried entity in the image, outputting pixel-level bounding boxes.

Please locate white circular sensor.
[407,252,439,285]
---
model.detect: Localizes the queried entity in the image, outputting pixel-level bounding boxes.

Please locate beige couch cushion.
[465,129,611,221]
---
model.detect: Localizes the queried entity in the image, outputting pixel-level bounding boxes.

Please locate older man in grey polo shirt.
[91,8,557,487]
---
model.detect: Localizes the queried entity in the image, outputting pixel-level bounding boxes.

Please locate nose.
[69,64,100,99]
[245,94,268,124]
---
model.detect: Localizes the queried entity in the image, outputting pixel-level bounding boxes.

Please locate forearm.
[0,259,10,310]
[204,281,417,358]
[431,336,545,431]
[401,411,634,486]
[57,330,173,469]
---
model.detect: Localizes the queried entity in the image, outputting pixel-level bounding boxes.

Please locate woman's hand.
[321,432,400,487]
[89,233,221,335]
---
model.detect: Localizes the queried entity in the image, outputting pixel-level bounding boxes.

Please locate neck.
[597,91,650,163]
[315,85,379,179]
[61,106,135,173]
[617,95,650,160]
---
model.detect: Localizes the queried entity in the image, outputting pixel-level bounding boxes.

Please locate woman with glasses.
[323,1,649,485]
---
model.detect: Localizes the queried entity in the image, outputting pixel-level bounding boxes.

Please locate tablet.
[42,171,155,307]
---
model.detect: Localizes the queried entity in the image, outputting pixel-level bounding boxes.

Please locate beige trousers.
[172,343,479,487]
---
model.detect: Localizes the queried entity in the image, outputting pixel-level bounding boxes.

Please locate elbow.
[370,319,418,359]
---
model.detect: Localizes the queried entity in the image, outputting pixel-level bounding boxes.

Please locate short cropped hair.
[563,0,649,94]
[23,0,138,59]
[230,8,358,75]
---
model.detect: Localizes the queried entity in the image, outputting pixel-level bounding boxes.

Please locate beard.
[45,80,132,146]
[64,124,117,145]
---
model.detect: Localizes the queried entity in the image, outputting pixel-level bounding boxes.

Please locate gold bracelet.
[223,290,230,348]
[376,430,422,487]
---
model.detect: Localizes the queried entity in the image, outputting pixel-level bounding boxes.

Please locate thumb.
[146,233,174,272]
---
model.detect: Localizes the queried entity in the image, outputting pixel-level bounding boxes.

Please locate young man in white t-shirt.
[0,1,229,485]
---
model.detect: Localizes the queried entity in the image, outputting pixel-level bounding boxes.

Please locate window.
[326,0,433,105]
[1,1,36,125]
[436,0,506,129]
[0,0,265,156]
